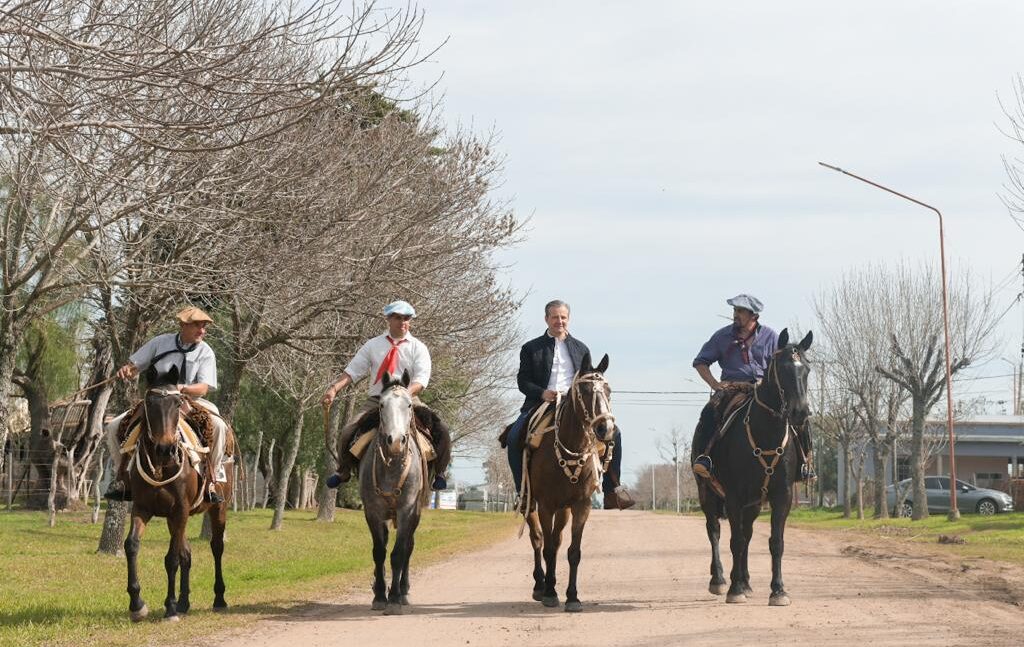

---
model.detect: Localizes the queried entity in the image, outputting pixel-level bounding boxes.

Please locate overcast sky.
[403,1,1024,486]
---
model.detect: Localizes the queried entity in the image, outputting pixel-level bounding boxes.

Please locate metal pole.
[819,162,960,519]
[651,466,656,511]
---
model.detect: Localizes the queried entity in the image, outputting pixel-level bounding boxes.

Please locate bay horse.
[696,328,812,606]
[359,369,429,615]
[123,365,236,621]
[524,353,614,612]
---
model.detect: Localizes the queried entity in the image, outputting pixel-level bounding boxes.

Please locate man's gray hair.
[544,299,570,317]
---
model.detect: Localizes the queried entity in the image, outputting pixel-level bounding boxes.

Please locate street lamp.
[818,162,960,520]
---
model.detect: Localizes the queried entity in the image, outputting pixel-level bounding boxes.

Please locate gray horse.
[359,369,428,615]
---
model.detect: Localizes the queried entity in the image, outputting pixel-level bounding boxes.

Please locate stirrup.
[692,454,713,479]
[205,487,225,504]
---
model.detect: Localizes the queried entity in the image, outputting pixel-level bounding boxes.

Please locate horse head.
[768,328,813,427]
[379,369,414,456]
[572,353,615,441]
[143,364,185,457]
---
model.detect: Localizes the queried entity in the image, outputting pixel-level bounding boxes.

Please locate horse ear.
[799,331,813,351]
[166,365,180,386]
[382,371,393,389]
[580,352,593,373]
[401,369,410,387]
[143,365,158,387]
[595,354,609,373]
[777,328,790,349]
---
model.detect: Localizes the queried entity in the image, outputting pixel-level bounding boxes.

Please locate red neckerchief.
[733,325,757,364]
[374,336,407,384]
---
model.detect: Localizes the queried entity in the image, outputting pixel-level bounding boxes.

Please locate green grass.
[787,507,1024,564]
[0,507,516,647]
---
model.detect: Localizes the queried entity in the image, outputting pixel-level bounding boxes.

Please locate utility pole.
[651,465,656,511]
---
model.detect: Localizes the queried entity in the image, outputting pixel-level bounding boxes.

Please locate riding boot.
[603,491,618,510]
[691,404,717,479]
[205,465,225,504]
[103,456,133,501]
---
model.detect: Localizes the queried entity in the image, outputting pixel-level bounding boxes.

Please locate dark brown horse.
[696,328,812,606]
[123,365,236,621]
[523,353,614,612]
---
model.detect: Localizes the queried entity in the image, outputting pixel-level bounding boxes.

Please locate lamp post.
[818,162,960,520]
[999,357,1018,416]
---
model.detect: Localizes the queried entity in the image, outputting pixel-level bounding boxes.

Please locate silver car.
[885,476,1014,516]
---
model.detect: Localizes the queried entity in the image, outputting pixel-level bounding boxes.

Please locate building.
[837,415,1024,494]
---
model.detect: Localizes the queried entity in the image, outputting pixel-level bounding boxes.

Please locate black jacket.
[517,332,590,412]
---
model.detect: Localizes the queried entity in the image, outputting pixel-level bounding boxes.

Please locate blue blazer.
[517,332,590,412]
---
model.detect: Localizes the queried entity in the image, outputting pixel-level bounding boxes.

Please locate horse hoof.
[769,593,791,607]
[709,582,728,596]
[372,599,387,611]
[163,614,180,622]
[130,604,149,622]
[384,603,403,616]
[532,588,544,602]
[400,595,411,606]
[726,593,747,604]
[213,600,228,611]
[542,595,559,608]
[564,600,583,613]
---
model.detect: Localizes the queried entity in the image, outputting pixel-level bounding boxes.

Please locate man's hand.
[116,363,138,381]
[321,386,338,408]
[542,389,559,402]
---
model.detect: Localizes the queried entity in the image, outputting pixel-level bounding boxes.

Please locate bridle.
[133,387,187,488]
[745,347,808,505]
[553,371,616,484]
[371,385,418,507]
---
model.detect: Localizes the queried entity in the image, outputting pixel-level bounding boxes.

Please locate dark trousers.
[506,408,533,493]
[692,402,717,460]
[601,429,624,495]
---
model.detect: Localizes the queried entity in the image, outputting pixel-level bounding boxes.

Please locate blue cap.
[383,300,416,318]
[726,294,763,314]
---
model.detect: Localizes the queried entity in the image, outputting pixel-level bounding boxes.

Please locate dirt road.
[206,511,1024,647]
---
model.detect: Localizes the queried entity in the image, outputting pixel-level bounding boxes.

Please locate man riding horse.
[103,306,227,503]
[505,299,633,509]
[322,300,451,491]
[691,294,814,482]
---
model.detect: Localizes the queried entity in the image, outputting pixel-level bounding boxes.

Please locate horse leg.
[176,528,192,615]
[209,506,229,610]
[703,495,728,595]
[527,508,545,601]
[386,511,420,614]
[768,493,793,606]
[162,508,189,621]
[369,518,389,611]
[125,511,152,622]
[541,506,568,608]
[399,512,420,605]
[725,504,747,603]
[564,500,590,613]
[739,505,758,596]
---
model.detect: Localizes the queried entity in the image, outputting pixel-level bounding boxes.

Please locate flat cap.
[383,300,416,318]
[726,294,764,314]
[176,306,214,324]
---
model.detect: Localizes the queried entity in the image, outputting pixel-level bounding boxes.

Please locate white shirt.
[546,334,574,393]
[130,333,218,389]
[344,332,431,397]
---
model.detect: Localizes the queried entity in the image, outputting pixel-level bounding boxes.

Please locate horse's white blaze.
[379,388,413,454]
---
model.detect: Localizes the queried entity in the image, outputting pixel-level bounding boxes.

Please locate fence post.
[5,448,12,511]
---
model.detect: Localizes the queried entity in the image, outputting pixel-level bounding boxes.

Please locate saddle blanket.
[349,426,437,462]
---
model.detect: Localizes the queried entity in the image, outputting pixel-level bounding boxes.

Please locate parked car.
[885,476,1014,516]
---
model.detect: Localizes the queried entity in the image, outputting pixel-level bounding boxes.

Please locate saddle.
[711,383,755,440]
[347,406,440,462]
[116,399,218,468]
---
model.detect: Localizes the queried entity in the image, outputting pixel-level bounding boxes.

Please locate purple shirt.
[693,324,779,383]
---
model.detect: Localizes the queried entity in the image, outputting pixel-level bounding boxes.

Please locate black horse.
[695,328,812,606]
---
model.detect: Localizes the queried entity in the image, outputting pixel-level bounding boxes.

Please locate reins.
[745,348,798,505]
[552,372,615,484]
[133,387,187,488]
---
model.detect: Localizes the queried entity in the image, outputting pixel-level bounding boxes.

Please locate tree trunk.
[871,439,889,519]
[97,498,130,555]
[262,437,275,508]
[841,439,851,518]
[316,397,350,522]
[250,430,263,511]
[910,397,929,520]
[271,407,304,530]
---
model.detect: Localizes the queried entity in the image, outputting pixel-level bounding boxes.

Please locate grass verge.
[0,507,517,647]
[787,507,1024,565]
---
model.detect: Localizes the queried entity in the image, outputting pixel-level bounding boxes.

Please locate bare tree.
[657,426,689,514]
